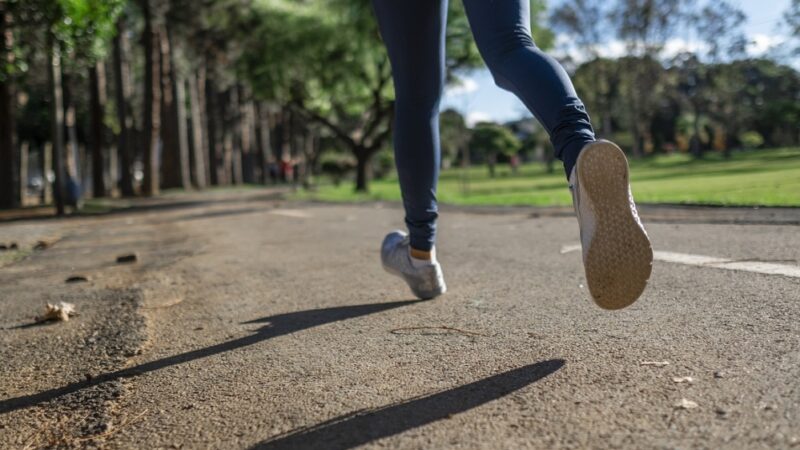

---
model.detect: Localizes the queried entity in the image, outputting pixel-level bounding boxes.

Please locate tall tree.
[159,22,190,189]
[240,0,483,192]
[205,72,222,185]
[439,108,469,169]
[187,66,207,188]
[785,0,800,55]
[468,123,521,178]
[140,0,162,196]
[89,60,107,197]
[610,0,693,156]
[688,1,747,155]
[47,35,67,214]
[693,1,747,62]
[551,0,608,59]
[112,15,136,196]
[552,0,618,137]
[0,3,18,208]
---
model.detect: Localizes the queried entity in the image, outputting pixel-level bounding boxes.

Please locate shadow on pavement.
[252,359,565,450]
[0,300,418,415]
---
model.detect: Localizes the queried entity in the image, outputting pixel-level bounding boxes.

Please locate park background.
[1,0,799,213]
[2,2,800,448]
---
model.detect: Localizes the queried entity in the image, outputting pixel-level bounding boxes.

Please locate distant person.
[375,0,653,310]
[52,176,82,210]
[280,157,293,183]
[268,161,279,184]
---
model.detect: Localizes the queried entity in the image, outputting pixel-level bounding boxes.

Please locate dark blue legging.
[373,0,595,251]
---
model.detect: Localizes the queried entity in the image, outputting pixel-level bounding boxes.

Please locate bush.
[610,131,634,152]
[372,149,395,180]
[739,131,764,149]
[320,153,355,186]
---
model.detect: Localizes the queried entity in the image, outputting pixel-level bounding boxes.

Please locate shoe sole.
[576,141,653,310]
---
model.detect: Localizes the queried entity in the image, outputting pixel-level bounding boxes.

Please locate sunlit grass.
[296,147,800,207]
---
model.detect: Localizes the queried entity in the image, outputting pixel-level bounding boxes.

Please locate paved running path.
[1,193,798,449]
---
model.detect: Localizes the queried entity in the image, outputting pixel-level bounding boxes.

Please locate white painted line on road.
[269,209,312,219]
[561,244,800,279]
[559,244,582,254]
[654,251,728,266]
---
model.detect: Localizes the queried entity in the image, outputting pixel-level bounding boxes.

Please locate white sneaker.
[570,140,653,310]
[381,230,446,300]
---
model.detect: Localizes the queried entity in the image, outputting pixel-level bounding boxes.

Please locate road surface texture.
[1,190,798,449]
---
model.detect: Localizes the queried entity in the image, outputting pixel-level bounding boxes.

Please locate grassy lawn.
[296,147,800,207]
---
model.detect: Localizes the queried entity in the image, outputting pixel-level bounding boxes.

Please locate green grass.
[296,147,800,207]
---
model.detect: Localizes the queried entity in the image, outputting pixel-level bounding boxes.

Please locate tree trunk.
[142,0,161,196]
[159,26,188,189]
[42,142,52,204]
[174,72,190,188]
[228,86,242,185]
[198,68,211,184]
[89,62,108,198]
[79,143,89,192]
[279,108,290,170]
[106,62,117,195]
[239,90,256,184]
[602,114,613,137]
[19,141,27,205]
[626,61,643,158]
[355,150,370,192]
[223,128,234,185]
[290,109,304,186]
[598,63,614,138]
[48,37,67,215]
[545,145,555,174]
[219,88,233,185]
[302,130,317,188]
[254,102,271,184]
[113,17,135,196]
[188,67,207,188]
[205,73,221,185]
[0,8,17,209]
[62,75,80,201]
[690,109,703,158]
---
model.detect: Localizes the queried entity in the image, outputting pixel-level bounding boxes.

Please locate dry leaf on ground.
[675,398,699,409]
[640,361,670,367]
[37,302,77,322]
[672,376,694,383]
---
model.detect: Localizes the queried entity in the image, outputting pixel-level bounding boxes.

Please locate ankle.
[409,246,437,268]
[409,247,433,261]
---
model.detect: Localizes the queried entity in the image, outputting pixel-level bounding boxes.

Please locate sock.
[409,246,436,268]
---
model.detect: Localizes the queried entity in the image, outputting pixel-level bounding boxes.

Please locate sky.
[440,0,795,126]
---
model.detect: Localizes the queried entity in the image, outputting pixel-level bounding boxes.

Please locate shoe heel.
[577,141,653,310]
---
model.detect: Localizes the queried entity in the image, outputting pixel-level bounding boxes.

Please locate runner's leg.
[372,0,448,252]
[462,0,595,177]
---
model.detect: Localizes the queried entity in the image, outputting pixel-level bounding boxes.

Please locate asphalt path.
[1,192,798,449]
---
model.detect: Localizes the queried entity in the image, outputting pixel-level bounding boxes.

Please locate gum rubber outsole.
[576,142,653,310]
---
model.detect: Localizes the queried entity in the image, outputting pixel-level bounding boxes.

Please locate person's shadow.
[252,359,565,450]
[0,300,419,414]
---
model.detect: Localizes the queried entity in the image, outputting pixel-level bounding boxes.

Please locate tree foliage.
[2,0,800,211]
[469,122,521,177]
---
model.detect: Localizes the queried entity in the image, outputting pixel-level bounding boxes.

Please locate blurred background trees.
[0,0,798,211]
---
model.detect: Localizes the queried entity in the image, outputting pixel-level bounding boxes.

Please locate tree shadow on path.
[252,359,565,450]
[0,300,418,415]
